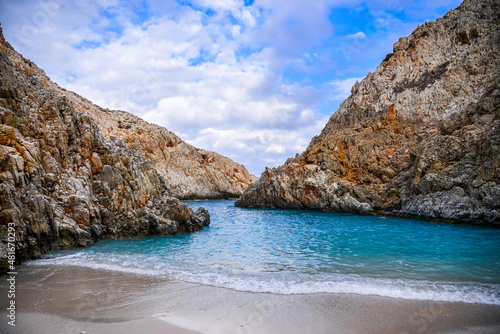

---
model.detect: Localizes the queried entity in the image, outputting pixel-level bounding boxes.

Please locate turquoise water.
[32,200,500,304]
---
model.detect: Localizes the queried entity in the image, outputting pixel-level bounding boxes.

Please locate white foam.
[28,254,500,305]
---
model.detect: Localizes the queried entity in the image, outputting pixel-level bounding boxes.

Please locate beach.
[1,265,500,334]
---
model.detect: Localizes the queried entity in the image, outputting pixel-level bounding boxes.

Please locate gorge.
[0,26,254,273]
[1,1,500,332]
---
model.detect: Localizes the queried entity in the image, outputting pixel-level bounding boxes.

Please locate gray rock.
[237,0,500,225]
[0,26,212,274]
[191,207,211,227]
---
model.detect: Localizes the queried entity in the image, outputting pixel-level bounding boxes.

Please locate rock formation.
[0,42,256,200]
[0,27,211,274]
[72,108,257,200]
[237,0,500,224]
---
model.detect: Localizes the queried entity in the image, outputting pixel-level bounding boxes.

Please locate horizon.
[0,0,462,176]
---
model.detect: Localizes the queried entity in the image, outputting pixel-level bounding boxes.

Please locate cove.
[30,200,500,305]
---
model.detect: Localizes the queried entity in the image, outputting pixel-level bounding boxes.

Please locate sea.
[28,200,500,305]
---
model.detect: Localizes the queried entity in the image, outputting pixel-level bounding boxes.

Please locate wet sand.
[1,265,500,334]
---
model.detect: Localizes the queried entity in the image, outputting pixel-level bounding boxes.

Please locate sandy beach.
[1,265,499,334]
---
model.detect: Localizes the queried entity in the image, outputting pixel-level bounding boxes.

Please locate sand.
[0,313,200,334]
[1,265,499,334]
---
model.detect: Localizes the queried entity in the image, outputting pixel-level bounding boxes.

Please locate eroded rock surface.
[11,66,256,200]
[237,0,500,224]
[77,109,257,200]
[0,31,255,201]
[0,28,210,273]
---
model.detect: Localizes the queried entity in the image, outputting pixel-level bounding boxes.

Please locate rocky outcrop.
[0,27,210,274]
[0,30,255,201]
[5,54,257,200]
[82,109,257,200]
[237,0,500,225]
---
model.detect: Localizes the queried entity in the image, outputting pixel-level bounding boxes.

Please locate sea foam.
[28,252,500,305]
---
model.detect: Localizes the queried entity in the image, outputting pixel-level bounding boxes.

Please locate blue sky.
[0,0,462,175]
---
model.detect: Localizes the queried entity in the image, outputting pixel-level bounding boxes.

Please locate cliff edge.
[84,108,257,200]
[237,0,500,224]
[0,27,210,273]
[0,29,256,201]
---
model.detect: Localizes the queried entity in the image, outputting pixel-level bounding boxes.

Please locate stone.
[236,0,500,225]
[0,25,213,274]
[68,108,256,200]
[191,207,211,227]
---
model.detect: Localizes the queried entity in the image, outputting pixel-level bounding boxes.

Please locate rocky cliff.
[0,44,256,201]
[82,108,257,200]
[0,28,211,273]
[237,0,500,224]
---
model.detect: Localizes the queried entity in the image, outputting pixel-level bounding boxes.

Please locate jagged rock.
[237,0,500,225]
[0,28,255,201]
[191,207,211,228]
[0,27,211,274]
[16,71,256,199]
[83,109,258,200]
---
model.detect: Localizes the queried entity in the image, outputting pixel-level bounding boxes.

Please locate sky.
[0,0,462,176]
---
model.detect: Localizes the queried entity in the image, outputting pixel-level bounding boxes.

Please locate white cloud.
[346,31,366,39]
[0,0,327,175]
[265,144,285,154]
[328,77,364,101]
[0,0,462,176]
[193,0,243,12]
[241,8,257,29]
[186,117,327,174]
[245,0,346,66]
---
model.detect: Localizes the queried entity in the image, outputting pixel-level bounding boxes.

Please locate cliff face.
[82,109,257,200]
[237,0,500,224]
[6,60,256,201]
[0,29,210,273]
[0,50,256,201]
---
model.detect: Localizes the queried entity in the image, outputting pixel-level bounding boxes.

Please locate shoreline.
[1,265,500,334]
[181,197,240,202]
[234,201,500,228]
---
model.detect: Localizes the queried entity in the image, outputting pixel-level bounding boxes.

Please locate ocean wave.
[27,253,500,305]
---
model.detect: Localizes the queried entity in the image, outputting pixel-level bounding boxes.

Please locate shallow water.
[30,200,500,304]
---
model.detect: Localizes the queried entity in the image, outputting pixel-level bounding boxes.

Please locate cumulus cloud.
[0,0,463,175]
[192,0,244,13]
[187,117,327,173]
